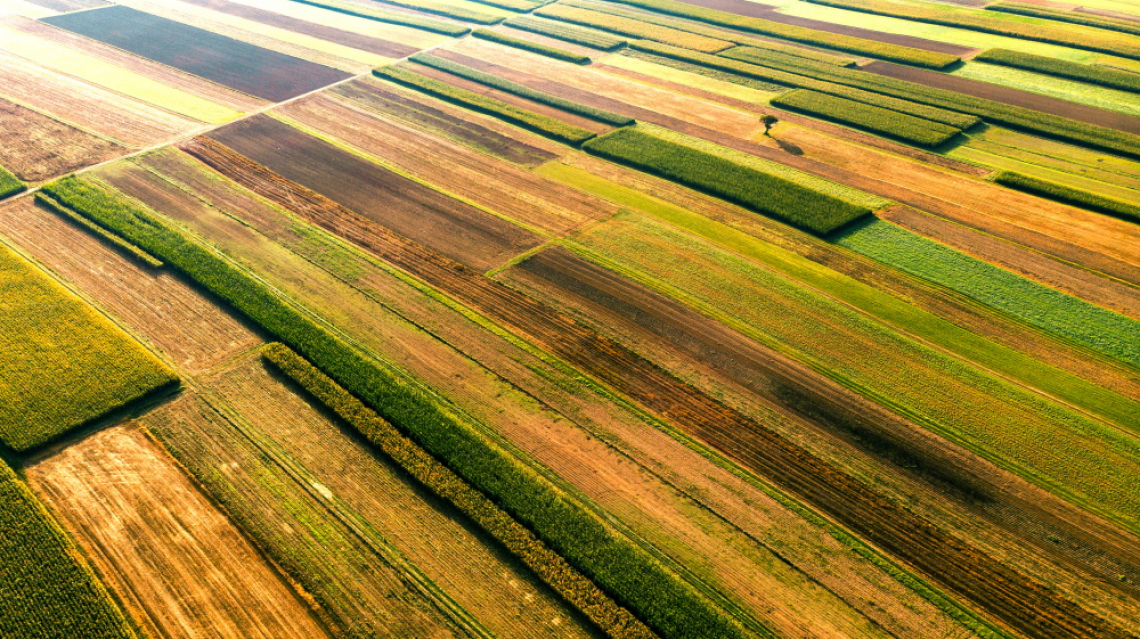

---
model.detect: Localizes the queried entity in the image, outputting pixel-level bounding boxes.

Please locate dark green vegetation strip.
[801,0,1140,59]
[469,0,544,11]
[836,219,1140,368]
[412,53,634,124]
[603,0,960,68]
[988,1,1140,36]
[991,170,1140,224]
[0,461,138,639]
[42,176,756,639]
[506,15,628,49]
[375,65,597,143]
[974,48,1140,93]
[290,0,472,35]
[583,127,872,234]
[0,164,24,199]
[0,238,177,452]
[640,42,979,127]
[537,3,736,52]
[772,88,962,147]
[636,40,1140,157]
[471,28,594,64]
[36,193,163,268]
[263,343,658,639]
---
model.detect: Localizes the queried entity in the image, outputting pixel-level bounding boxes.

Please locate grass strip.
[974,48,1140,93]
[603,0,959,68]
[472,27,594,63]
[801,0,1140,60]
[469,0,545,11]
[371,0,507,24]
[263,343,658,639]
[36,193,163,268]
[536,3,735,52]
[987,1,1140,36]
[41,175,756,639]
[288,0,472,35]
[836,219,1140,368]
[0,461,138,639]
[635,40,1140,157]
[0,165,25,199]
[583,125,874,234]
[771,88,962,147]
[412,52,634,123]
[990,170,1140,223]
[374,65,597,143]
[506,15,628,49]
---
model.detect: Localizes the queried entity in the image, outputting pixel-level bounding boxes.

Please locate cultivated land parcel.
[1,0,1139,639]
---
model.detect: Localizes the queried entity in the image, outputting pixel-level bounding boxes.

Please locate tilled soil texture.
[0,51,198,148]
[177,0,420,58]
[184,136,1138,639]
[0,99,124,181]
[3,16,268,113]
[332,78,561,168]
[762,10,977,55]
[277,93,617,235]
[203,115,543,271]
[675,0,777,18]
[27,426,331,639]
[42,5,351,102]
[0,197,261,373]
[864,61,1140,134]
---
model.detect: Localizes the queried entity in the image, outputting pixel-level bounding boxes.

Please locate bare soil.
[0,99,124,181]
[675,0,777,18]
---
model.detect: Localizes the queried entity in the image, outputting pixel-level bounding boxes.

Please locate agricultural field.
[2,1,1140,639]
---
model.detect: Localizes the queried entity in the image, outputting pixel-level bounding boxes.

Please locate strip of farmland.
[43,5,352,101]
[177,137,1138,639]
[27,426,332,639]
[0,99,124,181]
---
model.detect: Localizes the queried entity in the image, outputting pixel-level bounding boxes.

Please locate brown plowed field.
[201,115,542,271]
[761,10,978,55]
[0,197,261,373]
[27,425,331,639]
[863,60,1140,134]
[0,51,197,147]
[186,138,1138,639]
[3,16,267,113]
[0,98,123,181]
[332,77,562,167]
[277,93,616,235]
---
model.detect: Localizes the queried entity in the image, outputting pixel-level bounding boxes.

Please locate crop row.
[359,0,505,24]
[411,53,634,124]
[990,170,1140,224]
[987,1,1140,36]
[583,126,873,234]
[506,15,628,50]
[772,89,962,147]
[801,0,1140,60]
[42,175,753,639]
[973,48,1140,93]
[472,28,593,64]
[604,0,959,68]
[636,41,978,127]
[262,343,657,639]
[37,193,163,268]
[536,3,735,52]
[374,65,597,143]
[0,461,138,639]
[635,40,1140,157]
[289,0,473,35]
[0,164,24,199]
[469,0,545,12]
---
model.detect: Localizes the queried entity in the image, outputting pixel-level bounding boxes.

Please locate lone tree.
[760,114,778,136]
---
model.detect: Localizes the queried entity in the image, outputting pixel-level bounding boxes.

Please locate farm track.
[0,98,124,181]
[180,134,1138,639]
[26,425,332,639]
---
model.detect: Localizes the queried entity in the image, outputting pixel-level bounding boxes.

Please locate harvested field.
[864,60,1140,134]
[0,197,261,373]
[27,425,330,639]
[762,9,978,55]
[277,93,616,234]
[178,143,1139,639]
[495,24,603,57]
[201,115,542,270]
[675,0,775,18]
[0,51,198,148]
[44,6,352,102]
[0,99,123,181]
[24,0,107,9]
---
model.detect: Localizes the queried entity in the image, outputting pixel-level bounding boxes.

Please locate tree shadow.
[773,137,803,156]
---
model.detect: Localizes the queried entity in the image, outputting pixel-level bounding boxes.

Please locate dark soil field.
[0,99,124,181]
[201,116,544,270]
[42,5,352,102]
